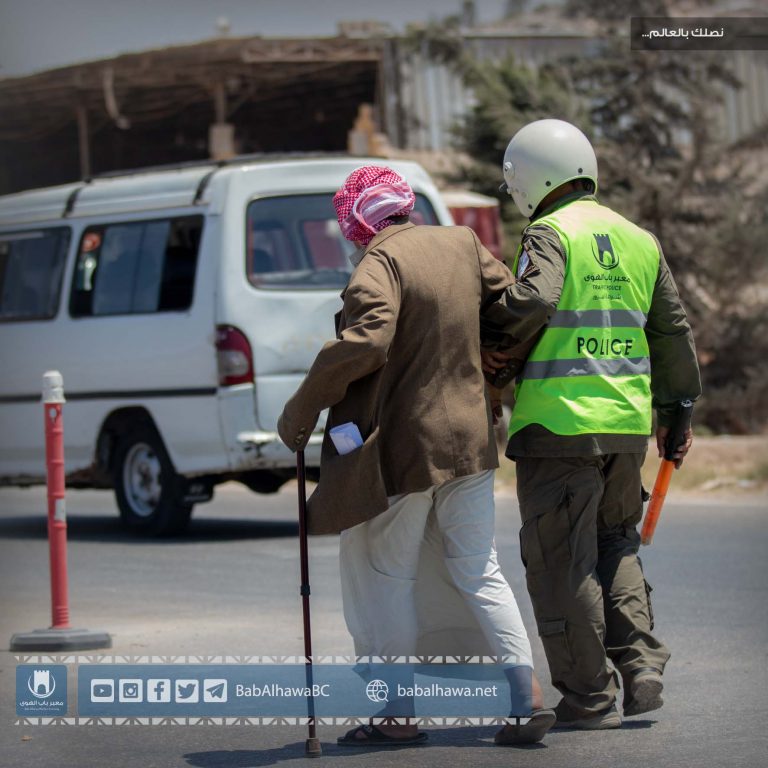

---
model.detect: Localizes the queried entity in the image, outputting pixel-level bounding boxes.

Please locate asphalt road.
[1,481,766,768]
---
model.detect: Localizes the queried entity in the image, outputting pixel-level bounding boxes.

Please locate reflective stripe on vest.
[522,356,651,381]
[547,308,647,329]
[508,200,660,437]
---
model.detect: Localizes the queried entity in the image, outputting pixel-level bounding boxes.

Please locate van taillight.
[215,325,254,386]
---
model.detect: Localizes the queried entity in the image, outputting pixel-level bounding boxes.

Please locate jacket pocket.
[307,427,388,535]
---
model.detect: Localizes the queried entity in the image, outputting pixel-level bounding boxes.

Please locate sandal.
[337,723,428,747]
[494,708,556,745]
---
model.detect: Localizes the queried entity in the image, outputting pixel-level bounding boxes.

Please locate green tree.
[452,56,582,236]
[404,13,579,237]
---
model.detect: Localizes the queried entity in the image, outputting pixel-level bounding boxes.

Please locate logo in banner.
[91,679,115,702]
[365,679,389,703]
[119,679,143,703]
[203,679,228,703]
[175,679,199,703]
[147,679,172,703]
[28,669,56,699]
[16,665,67,716]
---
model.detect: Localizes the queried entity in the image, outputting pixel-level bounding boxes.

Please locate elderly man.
[278,165,554,747]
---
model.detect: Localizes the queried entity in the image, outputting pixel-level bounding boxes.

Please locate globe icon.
[365,679,389,703]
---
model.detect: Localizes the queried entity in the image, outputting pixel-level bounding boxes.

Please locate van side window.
[246,194,439,290]
[70,216,203,317]
[0,228,70,322]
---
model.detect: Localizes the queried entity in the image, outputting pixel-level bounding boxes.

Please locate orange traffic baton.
[641,399,694,546]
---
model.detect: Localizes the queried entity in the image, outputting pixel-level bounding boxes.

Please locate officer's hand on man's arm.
[481,348,513,375]
[655,425,693,469]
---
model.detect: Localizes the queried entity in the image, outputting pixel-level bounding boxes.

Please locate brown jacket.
[277,222,514,534]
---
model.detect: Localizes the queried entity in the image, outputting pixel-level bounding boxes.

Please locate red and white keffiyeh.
[333,165,416,247]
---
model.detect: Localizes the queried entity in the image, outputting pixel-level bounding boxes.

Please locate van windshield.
[246,193,439,289]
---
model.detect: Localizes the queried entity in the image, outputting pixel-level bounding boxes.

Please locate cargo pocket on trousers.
[644,580,655,631]
[538,618,573,681]
[520,506,572,576]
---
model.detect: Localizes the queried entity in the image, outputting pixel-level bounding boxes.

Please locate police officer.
[483,119,701,729]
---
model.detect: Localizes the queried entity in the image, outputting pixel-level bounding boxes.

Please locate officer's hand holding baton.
[641,400,695,545]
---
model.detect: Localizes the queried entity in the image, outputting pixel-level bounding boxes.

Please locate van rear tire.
[113,425,192,535]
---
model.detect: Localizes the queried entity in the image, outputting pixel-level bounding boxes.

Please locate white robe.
[339,470,533,665]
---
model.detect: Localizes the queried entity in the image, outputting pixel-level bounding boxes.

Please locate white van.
[0,157,452,534]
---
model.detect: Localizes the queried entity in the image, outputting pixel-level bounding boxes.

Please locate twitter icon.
[174,679,199,703]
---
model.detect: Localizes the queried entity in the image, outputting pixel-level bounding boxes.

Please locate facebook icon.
[146,679,171,703]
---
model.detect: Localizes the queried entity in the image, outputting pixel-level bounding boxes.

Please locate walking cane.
[297,449,322,757]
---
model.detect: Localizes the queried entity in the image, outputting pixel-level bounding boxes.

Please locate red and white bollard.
[43,371,70,629]
[10,372,111,651]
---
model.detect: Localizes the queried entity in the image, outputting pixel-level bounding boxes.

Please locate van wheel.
[113,425,192,535]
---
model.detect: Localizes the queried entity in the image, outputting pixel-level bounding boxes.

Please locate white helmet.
[501,119,598,218]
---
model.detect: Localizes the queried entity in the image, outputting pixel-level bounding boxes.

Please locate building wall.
[388,34,767,153]
[720,50,768,144]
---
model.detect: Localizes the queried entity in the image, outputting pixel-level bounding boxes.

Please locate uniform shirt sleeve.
[277,256,399,448]
[480,224,565,369]
[645,240,702,427]
[517,223,567,306]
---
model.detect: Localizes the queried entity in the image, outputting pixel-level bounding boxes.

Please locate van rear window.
[246,193,439,289]
[0,228,70,322]
[70,216,203,317]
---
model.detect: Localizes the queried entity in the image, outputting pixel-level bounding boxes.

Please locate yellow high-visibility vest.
[509,199,660,437]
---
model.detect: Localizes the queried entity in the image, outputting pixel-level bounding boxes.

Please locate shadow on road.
[0,515,300,544]
[185,745,308,767]
[184,727,551,766]
[183,719,658,766]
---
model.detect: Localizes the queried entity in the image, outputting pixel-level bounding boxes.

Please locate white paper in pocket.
[329,422,364,455]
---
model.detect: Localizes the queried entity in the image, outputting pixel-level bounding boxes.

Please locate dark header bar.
[631,17,768,50]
